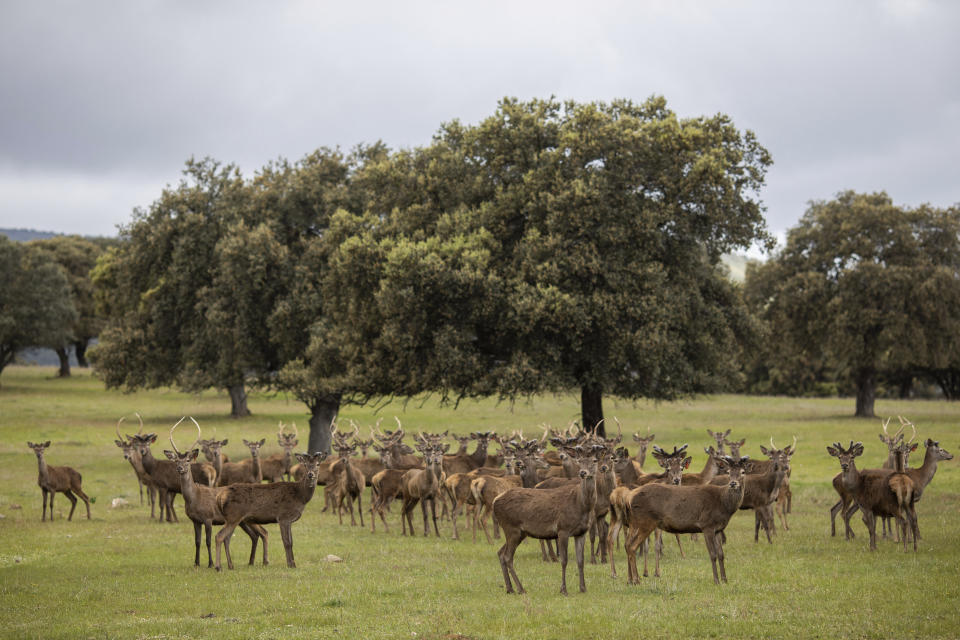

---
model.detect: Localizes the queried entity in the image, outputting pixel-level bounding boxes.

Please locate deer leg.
[431,496,440,537]
[607,513,620,578]
[588,521,598,565]
[674,533,685,558]
[575,533,587,592]
[148,484,156,518]
[73,485,91,520]
[703,529,722,585]
[357,491,364,528]
[843,503,858,540]
[192,520,202,567]
[861,510,878,551]
[64,490,78,521]
[376,499,390,534]
[597,517,608,564]
[908,505,919,552]
[41,488,49,521]
[215,522,238,571]
[493,512,501,539]
[557,533,570,596]
[623,525,646,585]
[829,499,842,536]
[280,521,296,568]
[654,530,663,577]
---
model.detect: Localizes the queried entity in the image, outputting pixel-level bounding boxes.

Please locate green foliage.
[2,367,960,639]
[745,192,960,413]
[0,237,76,382]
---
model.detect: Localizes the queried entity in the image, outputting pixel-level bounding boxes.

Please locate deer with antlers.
[163,417,269,568]
[27,441,91,521]
[630,421,655,469]
[260,422,299,483]
[827,438,917,552]
[621,455,752,585]
[329,440,366,527]
[214,450,327,570]
[114,415,158,518]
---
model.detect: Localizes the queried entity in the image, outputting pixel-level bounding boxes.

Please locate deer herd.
[26,412,953,594]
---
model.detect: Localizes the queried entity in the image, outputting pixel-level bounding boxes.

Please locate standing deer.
[492,449,598,595]
[399,443,448,537]
[114,416,159,518]
[215,451,327,570]
[260,422,299,482]
[130,432,217,523]
[163,417,268,568]
[621,456,752,585]
[826,441,913,552]
[330,442,365,527]
[27,441,91,521]
[213,438,265,486]
[707,429,732,455]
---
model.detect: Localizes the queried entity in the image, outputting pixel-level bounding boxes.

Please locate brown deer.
[260,422,299,482]
[471,449,543,544]
[27,441,91,521]
[329,442,365,527]
[214,451,327,570]
[630,422,655,468]
[213,438,265,486]
[114,416,159,518]
[707,429,732,455]
[130,432,216,522]
[399,444,448,536]
[443,431,495,476]
[711,446,788,544]
[826,441,914,551]
[163,417,268,567]
[492,449,598,595]
[620,456,752,585]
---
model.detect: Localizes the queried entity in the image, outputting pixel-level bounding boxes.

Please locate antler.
[898,416,917,445]
[116,416,127,442]
[169,416,187,454]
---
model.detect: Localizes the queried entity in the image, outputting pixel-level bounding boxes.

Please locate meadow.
[1,365,958,640]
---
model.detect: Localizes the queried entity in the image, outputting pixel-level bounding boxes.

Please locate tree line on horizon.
[2,96,958,451]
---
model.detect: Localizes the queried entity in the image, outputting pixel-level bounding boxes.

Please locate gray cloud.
[1,0,957,239]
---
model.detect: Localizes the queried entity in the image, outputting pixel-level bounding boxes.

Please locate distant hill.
[0,228,62,242]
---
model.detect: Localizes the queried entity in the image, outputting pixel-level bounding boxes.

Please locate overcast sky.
[1,0,957,251]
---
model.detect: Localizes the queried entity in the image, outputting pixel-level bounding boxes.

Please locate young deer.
[213,438,265,486]
[631,425,655,469]
[400,444,448,537]
[621,456,752,585]
[707,429,732,455]
[27,441,91,521]
[163,417,268,568]
[492,449,599,595]
[215,451,327,570]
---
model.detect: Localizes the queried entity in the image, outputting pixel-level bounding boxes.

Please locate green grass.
[1,366,959,639]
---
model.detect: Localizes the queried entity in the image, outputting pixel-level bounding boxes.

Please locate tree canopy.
[0,235,77,385]
[745,191,960,416]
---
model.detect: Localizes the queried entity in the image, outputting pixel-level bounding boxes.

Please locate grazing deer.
[621,456,752,585]
[826,441,913,552]
[27,441,91,521]
[260,422,299,483]
[492,449,598,595]
[399,444,448,537]
[215,451,327,570]
[213,438,265,486]
[163,417,268,567]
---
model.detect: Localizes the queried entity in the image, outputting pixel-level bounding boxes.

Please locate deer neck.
[250,452,262,482]
[469,440,488,466]
[635,450,647,468]
[839,460,861,493]
[577,474,598,511]
[913,447,940,487]
[721,478,745,513]
[297,472,319,502]
[520,463,541,488]
[700,455,719,483]
[36,454,49,481]
[179,466,198,502]
[140,447,158,474]
[283,449,293,473]
[211,449,223,475]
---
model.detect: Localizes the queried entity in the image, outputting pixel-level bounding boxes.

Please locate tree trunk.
[854,368,876,418]
[580,383,605,438]
[307,394,341,455]
[73,340,89,368]
[55,346,71,378]
[228,383,251,418]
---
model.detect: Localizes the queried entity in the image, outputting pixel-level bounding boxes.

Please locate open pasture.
[1,366,959,639]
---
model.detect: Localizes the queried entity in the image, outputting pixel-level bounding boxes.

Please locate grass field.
[1,366,958,639]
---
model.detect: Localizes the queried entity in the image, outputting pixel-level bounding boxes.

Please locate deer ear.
[163,450,177,461]
[189,449,200,461]
[258,438,266,446]
[826,446,838,457]
[27,442,34,448]
[910,443,918,452]
[43,440,51,447]
[760,445,770,455]
[221,438,229,446]
[683,457,692,469]
[295,453,308,464]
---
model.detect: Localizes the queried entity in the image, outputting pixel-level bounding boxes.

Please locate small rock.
[325,554,343,563]
[0,513,6,519]
[200,613,216,619]
[110,498,130,509]
[9,504,22,510]
[14,556,23,563]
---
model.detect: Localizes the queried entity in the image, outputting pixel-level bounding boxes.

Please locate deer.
[130,432,216,523]
[260,422,299,482]
[443,431,496,476]
[492,448,598,595]
[214,451,327,570]
[27,441,91,521]
[619,456,752,585]
[399,443,448,537]
[826,440,915,552]
[329,441,366,527]
[212,438,265,486]
[162,417,268,568]
[114,416,158,518]
[630,422,655,468]
[707,429,732,455]
[471,446,543,544]
[711,446,788,544]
